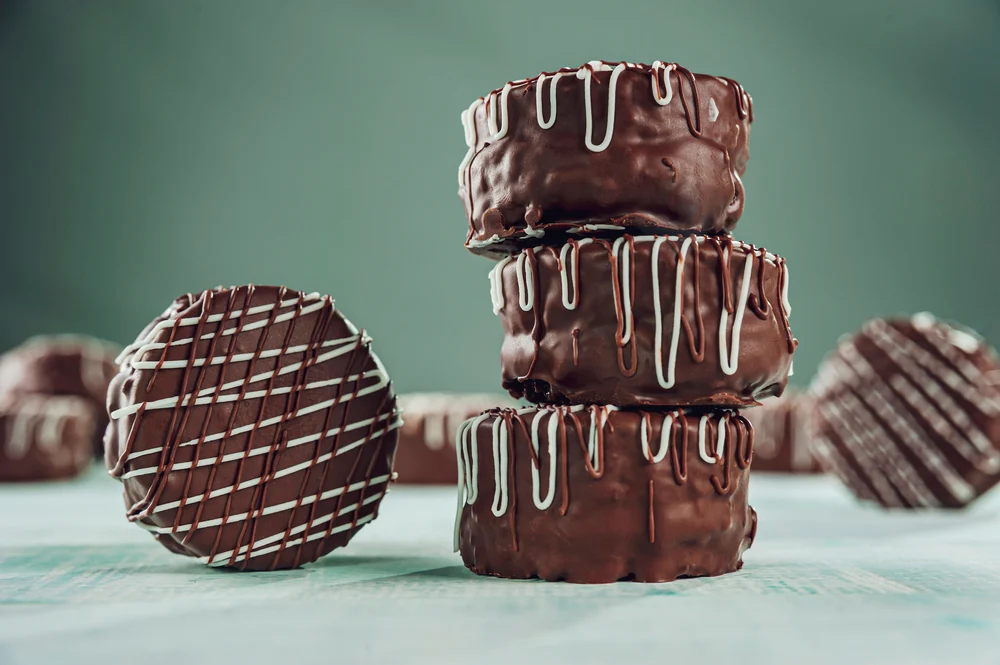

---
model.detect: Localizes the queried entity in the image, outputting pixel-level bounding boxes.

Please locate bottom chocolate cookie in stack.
[395,393,515,484]
[744,391,821,473]
[0,394,96,482]
[454,405,756,583]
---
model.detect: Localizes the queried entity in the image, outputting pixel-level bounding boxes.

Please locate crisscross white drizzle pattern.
[108,286,400,569]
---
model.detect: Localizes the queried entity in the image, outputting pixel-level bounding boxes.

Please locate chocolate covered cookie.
[744,391,820,473]
[106,285,400,570]
[0,394,95,482]
[811,314,1000,508]
[394,393,515,484]
[455,405,756,583]
[459,61,753,256]
[493,234,795,407]
[0,335,120,456]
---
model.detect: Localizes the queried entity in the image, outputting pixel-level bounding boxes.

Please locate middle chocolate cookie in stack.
[454,60,796,583]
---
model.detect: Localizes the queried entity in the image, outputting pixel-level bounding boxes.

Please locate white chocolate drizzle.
[109,288,400,568]
[454,407,749,552]
[490,235,790,392]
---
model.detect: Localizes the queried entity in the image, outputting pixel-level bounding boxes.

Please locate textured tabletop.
[1,468,999,665]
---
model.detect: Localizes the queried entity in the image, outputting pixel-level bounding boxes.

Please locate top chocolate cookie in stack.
[459,60,753,258]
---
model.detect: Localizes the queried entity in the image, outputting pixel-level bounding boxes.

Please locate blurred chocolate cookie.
[0,335,120,456]
[811,313,1000,508]
[0,394,96,481]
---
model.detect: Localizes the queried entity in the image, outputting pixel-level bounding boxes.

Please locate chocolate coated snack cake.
[493,234,795,407]
[106,285,400,570]
[455,405,756,583]
[459,61,752,257]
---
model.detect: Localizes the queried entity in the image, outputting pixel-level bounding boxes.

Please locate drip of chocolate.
[393,392,516,484]
[0,335,120,457]
[459,61,753,257]
[455,405,756,583]
[105,285,400,570]
[745,391,822,473]
[810,313,1000,508]
[492,234,795,407]
[0,394,95,482]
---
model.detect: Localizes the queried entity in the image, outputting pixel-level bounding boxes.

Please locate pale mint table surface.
[1,468,999,665]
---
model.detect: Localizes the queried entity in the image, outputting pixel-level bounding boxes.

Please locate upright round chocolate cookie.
[106,285,400,570]
[744,391,821,473]
[810,313,1000,508]
[0,394,96,482]
[455,405,756,583]
[0,335,120,456]
[394,393,515,484]
[459,61,753,256]
[494,234,795,407]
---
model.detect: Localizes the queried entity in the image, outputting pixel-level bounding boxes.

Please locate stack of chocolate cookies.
[453,61,797,583]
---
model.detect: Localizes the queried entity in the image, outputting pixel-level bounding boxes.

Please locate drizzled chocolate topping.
[105,285,400,570]
[459,61,753,257]
[492,234,795,407]
[455,405,756,583]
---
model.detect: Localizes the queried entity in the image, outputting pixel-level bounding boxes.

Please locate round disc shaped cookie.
[0,394,96,482]
[459,60,753,257]
[810,313,1000,508]
[0,335,120,456]
[106,285,400,570]
[394,393,515,484]
[494,234,796,407]
[455,405,757,583]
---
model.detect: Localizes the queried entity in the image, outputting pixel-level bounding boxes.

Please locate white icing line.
[143,475,391,534]
[206,494,383,566]
[515,252,534,312]
[486,84,513,140]
[640,413,672,464]
[536,72,563,129]
[529,410,557,510]
[490,417,509,517]
[122,416,401,481]
[458,98,483,186]
[652,235,691,389]
[117,295,327,365]
[697,414,725,464]
[577,62,626,152]
[558,242,580,310]
[719,249,754,376]
[650,61,676,105]
[489,257,512,315]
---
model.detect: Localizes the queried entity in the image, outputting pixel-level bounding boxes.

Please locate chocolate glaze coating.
[459,61,753,257]
[105,285,399,570]
[810,314,1000,508]
[456,405,756,583]
[0,336,120,457]
[745,391,821,473]
[394,393,515,484]
[0,394,95,482]
[494,234,795,407]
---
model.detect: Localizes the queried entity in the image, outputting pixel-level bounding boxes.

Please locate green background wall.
[1,0,998,394]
